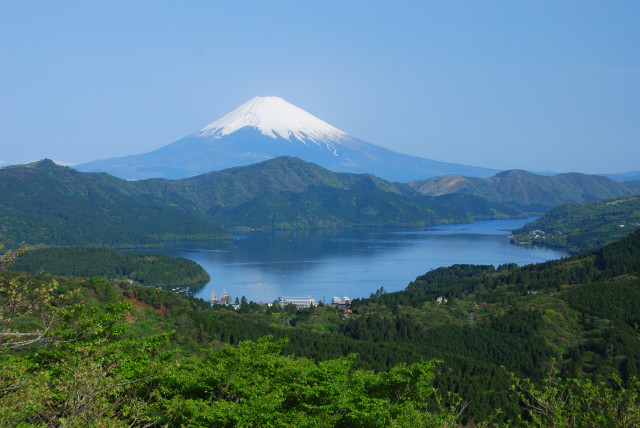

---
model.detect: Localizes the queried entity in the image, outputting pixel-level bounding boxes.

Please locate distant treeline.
[10,246,209,291]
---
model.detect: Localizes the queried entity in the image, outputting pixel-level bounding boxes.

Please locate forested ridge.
[511,194,640,253]
[409,169,640,214]
[0,160,230,248]
[9,246,210,292]
[1,230,640,425]
[0,159,543,249]
[6,158,640,250]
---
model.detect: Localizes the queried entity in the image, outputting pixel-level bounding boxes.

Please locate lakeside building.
[331,295,352,312]
[278,296,316,309]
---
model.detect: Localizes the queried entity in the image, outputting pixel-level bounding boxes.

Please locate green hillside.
[511,195,640,253]
[129,156,522,229]
[408,169,640,214]
[0,160,230,248]
[1,158,524,248]
[2,229,639,425]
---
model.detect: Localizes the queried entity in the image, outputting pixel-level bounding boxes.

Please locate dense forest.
[2,229,640,425]
[0,160,230,248]
[511,194,640,253]
[9,246,210,292]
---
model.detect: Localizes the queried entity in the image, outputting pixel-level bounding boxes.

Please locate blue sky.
[1,0,638,174]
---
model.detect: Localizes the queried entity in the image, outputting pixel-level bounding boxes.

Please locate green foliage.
[431,192,526,220]
[1,267,465,426]
[128,156,530,229]
[0,270,171,426]
[0,243,28,270]
[345,229,640,421]
[153,336,460,427]
[0,271,60,351]
[10,246,210,291]
[507,364,640,426]
[3,223,640,425]
[207,185,472,229]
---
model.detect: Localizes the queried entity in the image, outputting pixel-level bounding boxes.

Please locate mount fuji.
[76,96,498,182]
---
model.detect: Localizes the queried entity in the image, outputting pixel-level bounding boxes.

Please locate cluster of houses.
[209,290,352,312]
[276,295,352,311]
[529,229,546,239]
[207,290,456,312]
[209,289,275,310]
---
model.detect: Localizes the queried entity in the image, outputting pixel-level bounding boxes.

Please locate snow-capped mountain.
[199,96,347,149]
[76,96,498,182]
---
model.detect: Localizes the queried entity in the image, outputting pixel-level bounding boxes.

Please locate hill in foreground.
[2,228,639,425]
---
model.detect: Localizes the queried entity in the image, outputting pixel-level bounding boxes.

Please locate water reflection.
[155,219,566,303]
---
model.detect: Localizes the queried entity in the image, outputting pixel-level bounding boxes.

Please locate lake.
[155,218,567,303]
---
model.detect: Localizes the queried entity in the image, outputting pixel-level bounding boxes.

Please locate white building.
[278,296,316,309]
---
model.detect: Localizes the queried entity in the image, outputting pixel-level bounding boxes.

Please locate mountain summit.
[76,96,498,181]
[199,96,347,150]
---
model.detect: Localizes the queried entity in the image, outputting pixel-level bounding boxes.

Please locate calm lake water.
[156,218,567,303]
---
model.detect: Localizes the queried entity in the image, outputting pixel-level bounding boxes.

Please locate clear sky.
[1,0,638,174]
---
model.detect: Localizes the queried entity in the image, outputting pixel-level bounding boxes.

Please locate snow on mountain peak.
[198,96,349,147]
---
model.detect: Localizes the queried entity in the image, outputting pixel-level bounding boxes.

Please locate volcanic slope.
[76,96,498,182]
